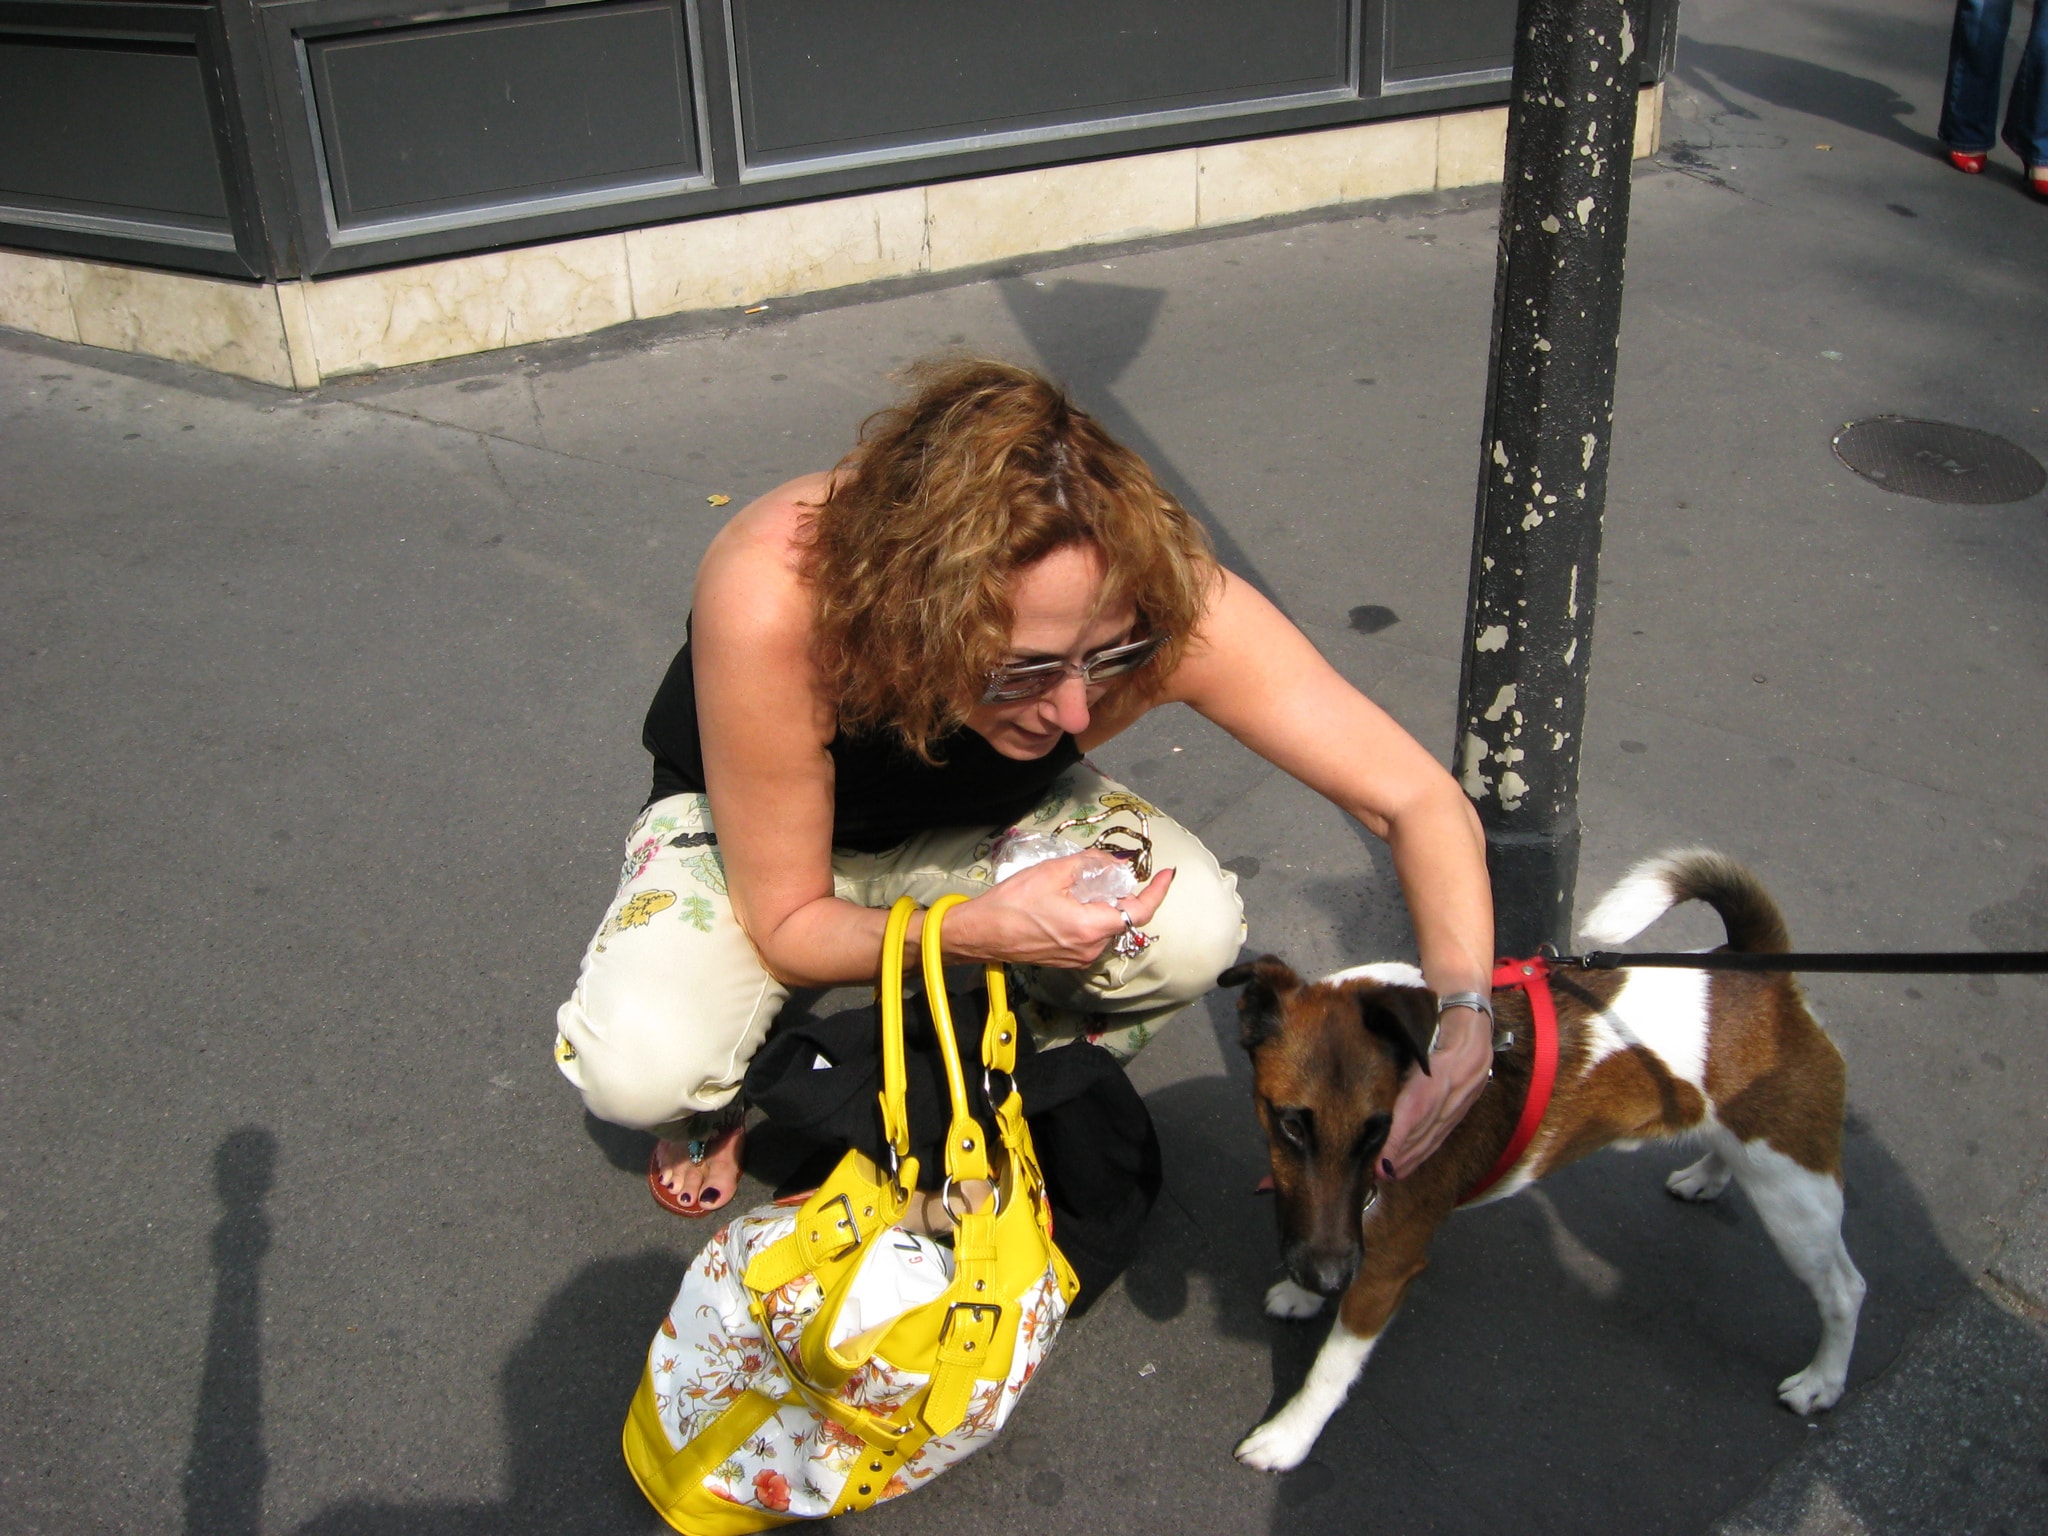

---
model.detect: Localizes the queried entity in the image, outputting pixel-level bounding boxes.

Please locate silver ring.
[1112,906,1153,959]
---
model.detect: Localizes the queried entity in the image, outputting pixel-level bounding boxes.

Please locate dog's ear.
[1219,955,1301,1051]
[1217,957,1291,990]
[1359,988,1438,1075]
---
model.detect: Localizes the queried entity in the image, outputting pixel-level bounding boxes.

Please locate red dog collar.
[1460,955,1560,1205]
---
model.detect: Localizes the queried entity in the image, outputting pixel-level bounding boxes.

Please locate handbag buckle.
[939,1300,1003,1358]
[807,1192,863,1259]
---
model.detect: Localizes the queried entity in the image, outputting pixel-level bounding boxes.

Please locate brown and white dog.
[1221,850,1866,1472]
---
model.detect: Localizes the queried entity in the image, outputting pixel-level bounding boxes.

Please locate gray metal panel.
[1384,0,1518,81]
[729,0,1353,168]
[0,36,230,229]
[0,0,1676,280]
[306,0,700,227]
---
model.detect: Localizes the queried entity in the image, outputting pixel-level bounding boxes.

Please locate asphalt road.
[4,0,2046,1531]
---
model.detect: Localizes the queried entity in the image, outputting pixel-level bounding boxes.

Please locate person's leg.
[2000,0,2048,173]
[1942,0,2018,155]
[553,795,787,1211]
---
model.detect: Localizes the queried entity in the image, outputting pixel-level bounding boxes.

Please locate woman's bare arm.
[690,481,873,985]
[1166,571,1496,1178]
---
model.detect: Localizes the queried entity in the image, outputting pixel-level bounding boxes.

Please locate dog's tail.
[1578,849,1793,954]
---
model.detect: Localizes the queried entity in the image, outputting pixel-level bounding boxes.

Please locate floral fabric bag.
[623,896,1081,1533]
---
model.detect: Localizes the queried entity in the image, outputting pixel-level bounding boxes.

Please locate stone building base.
[0,88,1661,389]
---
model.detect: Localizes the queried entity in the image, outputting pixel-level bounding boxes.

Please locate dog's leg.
[1263,1279,1326,1319]
[1236,1208,1437,1472]
[1234,1321,1379,1471]
[1714,1129,1866,1413]
[1666,1148,1733,1202]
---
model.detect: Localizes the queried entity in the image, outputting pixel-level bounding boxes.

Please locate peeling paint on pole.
[1455,0,1648,951]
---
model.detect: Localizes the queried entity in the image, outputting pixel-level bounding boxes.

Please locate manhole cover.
[1832,417,2046,504]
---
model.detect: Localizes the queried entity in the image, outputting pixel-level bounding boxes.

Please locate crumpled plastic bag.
[989,831,1141,904]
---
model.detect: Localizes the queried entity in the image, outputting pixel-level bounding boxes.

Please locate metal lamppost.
[1455,0,1653,953]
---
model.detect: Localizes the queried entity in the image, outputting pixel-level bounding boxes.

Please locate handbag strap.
[982,961,1020,1076]
[921,893,994,1186]
[876,896,919,1186]
[876,894,1011,1188]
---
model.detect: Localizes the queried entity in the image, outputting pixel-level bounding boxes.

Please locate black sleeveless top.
[642,629,1081,853]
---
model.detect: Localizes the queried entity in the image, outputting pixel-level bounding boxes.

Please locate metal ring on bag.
[981,1065,1014,1108]
[940,1174,1005,1222]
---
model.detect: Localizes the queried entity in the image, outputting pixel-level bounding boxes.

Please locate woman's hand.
[943,852,1176,968]
[1379,1002,1493,1180]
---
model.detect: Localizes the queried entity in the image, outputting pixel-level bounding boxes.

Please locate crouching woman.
[554,358,1494,1216]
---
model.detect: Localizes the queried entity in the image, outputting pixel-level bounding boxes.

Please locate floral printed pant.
[553,763,1245,1142]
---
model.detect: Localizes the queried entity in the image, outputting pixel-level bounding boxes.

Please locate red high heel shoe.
[1948,149,1988,174]
[2029,164,2048,201]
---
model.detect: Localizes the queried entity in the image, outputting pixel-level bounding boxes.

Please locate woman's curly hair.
[798,357,1217,761]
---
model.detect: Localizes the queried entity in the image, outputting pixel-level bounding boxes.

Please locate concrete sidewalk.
[3,0,2045,1531]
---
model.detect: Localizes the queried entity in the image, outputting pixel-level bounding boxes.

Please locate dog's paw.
[1666,1152,1733,1203]
[1777,1365,1846,1415]
[1234,1413,1318,1472]
[1264,1279,1326,1320]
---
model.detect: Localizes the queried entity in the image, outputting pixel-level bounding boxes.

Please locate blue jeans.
[1940,0,2048,167]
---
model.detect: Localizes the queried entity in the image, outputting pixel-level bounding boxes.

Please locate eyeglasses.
[981,634,1167,703]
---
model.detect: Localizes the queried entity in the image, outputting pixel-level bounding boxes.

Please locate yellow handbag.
[623,895,1081,1533]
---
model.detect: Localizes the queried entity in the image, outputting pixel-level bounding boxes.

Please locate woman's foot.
[1948,149,1988,173]
[649,1123,745,1217]
[2029,164,2048,201]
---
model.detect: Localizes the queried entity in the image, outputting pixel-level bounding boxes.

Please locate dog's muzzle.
[1285,1243,1361,1297]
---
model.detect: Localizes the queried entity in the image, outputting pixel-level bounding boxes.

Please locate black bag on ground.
[743,987,1161,1314]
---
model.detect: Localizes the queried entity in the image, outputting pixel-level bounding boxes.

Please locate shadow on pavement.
[583,1108,657,1174]
[1673,40,1935,155]
[290,1254,672,1536]
[183,1129,275,1536]
[180,1131,669,1536]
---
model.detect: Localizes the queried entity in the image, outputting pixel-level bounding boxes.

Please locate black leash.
[1559,950,2048,974]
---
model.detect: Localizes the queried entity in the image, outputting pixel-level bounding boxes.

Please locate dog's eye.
[1273,1107,1311,1151]
[1354,1112,1393,1162]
